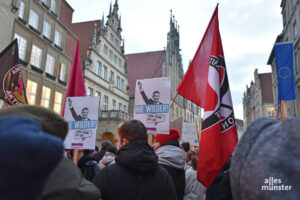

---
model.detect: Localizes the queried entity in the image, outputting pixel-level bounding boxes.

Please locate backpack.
[81,160,100,181]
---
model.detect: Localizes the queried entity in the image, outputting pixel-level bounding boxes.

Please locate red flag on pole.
[62,40,86,116]
[177,5,238,187]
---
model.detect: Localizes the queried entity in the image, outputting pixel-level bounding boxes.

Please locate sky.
[66,0,283,120]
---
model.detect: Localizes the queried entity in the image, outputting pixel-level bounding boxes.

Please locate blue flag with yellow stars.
[274,42,296,102]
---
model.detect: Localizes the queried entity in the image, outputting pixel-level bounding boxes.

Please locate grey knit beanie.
[231,117,300,200]
[0,105,68,139]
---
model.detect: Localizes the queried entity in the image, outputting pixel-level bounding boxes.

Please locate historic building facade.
[0,0,77,113]
[68,1,130,146]
[126,12,201,131]
[268,0,300,118]
[243,69,275,128]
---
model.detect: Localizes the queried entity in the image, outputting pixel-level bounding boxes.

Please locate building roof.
[258,73,274,103]
[69,20,101,62]
[126,50,166,97]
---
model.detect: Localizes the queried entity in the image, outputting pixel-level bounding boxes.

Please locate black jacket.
[93,140,177,200]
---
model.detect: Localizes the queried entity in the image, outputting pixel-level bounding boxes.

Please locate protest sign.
[134,77,171,134]
[64,96,99,149]
[181,122,199,146]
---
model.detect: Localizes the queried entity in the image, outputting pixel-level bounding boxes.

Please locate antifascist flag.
[177,5,238,187]
[274,42,296,102]
[62,40,86,116]
[0,39,28,106]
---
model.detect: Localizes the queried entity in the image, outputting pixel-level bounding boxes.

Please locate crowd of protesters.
[0,105,299,200]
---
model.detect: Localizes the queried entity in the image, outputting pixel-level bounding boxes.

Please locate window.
[103,96,108,110]
[293,21,298,40]
[95,91,101,97]
[123,105,127,112]
[54,30,61,47]
[103,45,108,55]
[114,54,117,64]
[101,65,107,80]
[18,1,25,19]
[45,54,55,75]
[114,38,119,47]
[112,100,116,109]
[14,34,27,60]
[119,103,122,110]
[267,107,275,117]
[43,21,51,39]
[295,52,299,74]
[109,50,113,61]
[87,87,93,96]
[110,71,114,82]
[42,0,47,4]
[50,0,56,12]
[116,76,120,88]
[30,45,42,68]
[121,79,124,91]
[26,80,37,105]
[96,61,101,76]
[118,58,122,68]
[41,86,51,108]
[110,33,114,42]
[58,63,66,81]
[53,91,62,114]
[29,10,39,30]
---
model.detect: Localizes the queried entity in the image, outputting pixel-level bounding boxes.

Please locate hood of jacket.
[115,140,158,175]
[231,117,300,200]
[156,144,186,169]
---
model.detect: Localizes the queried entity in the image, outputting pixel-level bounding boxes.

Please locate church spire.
[92,23,97,46]
[109,2,112,15]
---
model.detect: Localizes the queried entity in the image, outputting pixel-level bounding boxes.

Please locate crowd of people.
[0,105,299,200]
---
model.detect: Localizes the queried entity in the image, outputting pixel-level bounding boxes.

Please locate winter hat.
[101,140,113,150]
[0,105,68,139]
[231,117,300,200]
[155,128,180,146]
[0,115,64,200]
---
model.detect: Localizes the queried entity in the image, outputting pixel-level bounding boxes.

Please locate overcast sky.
[67,0,283,120]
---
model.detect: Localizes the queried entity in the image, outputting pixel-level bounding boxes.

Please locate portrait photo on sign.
[134,77,171,134]
[64,96,100,149]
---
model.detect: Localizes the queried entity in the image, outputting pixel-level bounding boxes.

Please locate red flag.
[177,5,238,187]
[62,41,86,116]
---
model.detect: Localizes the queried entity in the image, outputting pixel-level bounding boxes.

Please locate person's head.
[181,142,190,152]
[81,107,89,119]
[190,154,198,170]
[101,140,112,151]
[106,145,117,155]
[231,117,300,200]
[152,91,160,103]
[118,120,147,148]
[155,128,180,146]
[187,150,197,162]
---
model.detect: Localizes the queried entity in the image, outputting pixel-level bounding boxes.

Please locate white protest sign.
[134,77,171,134]
[181,122,199,146]
[64,96,100,149]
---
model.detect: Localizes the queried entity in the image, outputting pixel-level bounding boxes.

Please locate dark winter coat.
[93,140,177,200]
[41,157,101,200]
[78,155,100,182]
[156,140,187,200]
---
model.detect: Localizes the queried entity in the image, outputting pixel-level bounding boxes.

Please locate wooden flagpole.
[170,92,179,109]
[72,149,79,165]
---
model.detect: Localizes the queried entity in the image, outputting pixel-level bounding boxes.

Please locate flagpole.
[170,92,178,109]
[282,100,287,119]
[72,149,79,164]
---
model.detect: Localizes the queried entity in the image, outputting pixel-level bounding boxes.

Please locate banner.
[0,39,27,106]
[133,77,171,134]
[64,96,100,149]
[274,42,296,102]
[181,122,199,146]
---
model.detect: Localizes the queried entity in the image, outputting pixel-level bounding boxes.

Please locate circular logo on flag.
[278,66,292,79]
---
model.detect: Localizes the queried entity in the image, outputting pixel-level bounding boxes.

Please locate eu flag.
[274,42,296,102]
